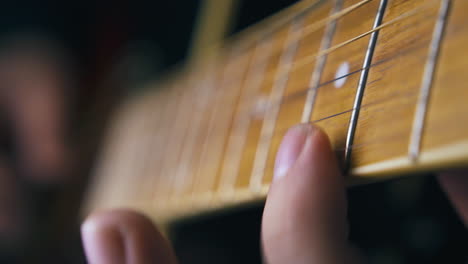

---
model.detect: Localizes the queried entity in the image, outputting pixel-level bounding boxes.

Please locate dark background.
[0,0,466,263]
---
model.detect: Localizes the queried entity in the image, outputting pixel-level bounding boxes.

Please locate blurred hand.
[81,124,468,264]
[0,36,70,243]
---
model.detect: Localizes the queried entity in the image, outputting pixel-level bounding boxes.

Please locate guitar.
[84,0,468,226]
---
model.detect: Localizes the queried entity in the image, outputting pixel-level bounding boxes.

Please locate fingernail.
[81,217,125,264]
[274,124,314,180]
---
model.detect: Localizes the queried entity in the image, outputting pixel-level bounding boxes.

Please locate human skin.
[0,34,466,264]
[81,124,468,264]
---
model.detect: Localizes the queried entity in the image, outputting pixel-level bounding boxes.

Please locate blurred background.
[0,0,466,263]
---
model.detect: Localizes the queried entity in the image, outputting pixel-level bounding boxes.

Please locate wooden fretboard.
[84,0,468,223]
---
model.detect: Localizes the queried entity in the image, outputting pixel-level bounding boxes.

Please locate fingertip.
[273,124,311,180]
[81,209,177,264]
[81,211,125,264]
[262,124,349,263]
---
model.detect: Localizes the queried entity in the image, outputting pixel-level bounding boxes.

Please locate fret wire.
[214,28,427,136]
[286,40,423,102]
[250,18,304,192]
[408,0,451,162]
[218,0,437,103]
[170,68,220,209]
[301,0,374,38]
[185,82,225,203]
[229,0,374,55]
[344,0,388,171]
[193,35,434,151]
[172,65,217,199]
[218,39,274,197]
[301,0,343,123]
[189,47,249,201]
[210,87,419,145]
[201,53,252,198]
[257,0,437,86]
[188,83,421,201]
[150,0,434,203]
[202,91,423,201]
[288,0,437,82]
[219,0,376,84]
[164,76,212,204]
[189,34,428,144]
[133,92,170,202]
[150,85,188,207]
[196,39,432,144]
[88,0,468,218]
[267,37,432,115]
[160,86,198,196]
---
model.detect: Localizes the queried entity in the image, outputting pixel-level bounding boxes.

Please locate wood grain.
[84,0,468,223]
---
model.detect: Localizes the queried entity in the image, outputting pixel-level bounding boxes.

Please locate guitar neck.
[85,0,468,223]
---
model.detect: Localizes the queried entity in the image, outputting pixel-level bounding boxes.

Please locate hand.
[0,36,70,244]
[81,124,468,264]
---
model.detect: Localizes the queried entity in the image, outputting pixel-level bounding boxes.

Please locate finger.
[437,171,468,227]
[262,124,352,264]
[81,209,177,264]
[0,41,70,182]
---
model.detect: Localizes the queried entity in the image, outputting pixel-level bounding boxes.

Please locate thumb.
[81,209,177,264]
[262,124,352,264]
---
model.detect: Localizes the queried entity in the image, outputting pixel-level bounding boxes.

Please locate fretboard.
[84,0,468,223]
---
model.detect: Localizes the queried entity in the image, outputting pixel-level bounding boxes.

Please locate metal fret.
[172,68,215,198]
[150,85,187,207]
[249,18,304,192]
[218,39,274,197]
[344,0,388,171]
[301,0,342,123]
[408,0,451,162]
[189,47,249,202]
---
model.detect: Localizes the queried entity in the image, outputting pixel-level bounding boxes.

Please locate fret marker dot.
[335,62,350,88]
[252,96,269,119]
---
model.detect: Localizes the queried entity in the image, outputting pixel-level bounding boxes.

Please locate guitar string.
[218,0,437,105]
[187,47,251,201]
[218,40,275,195]
[301,0,375,37]
[164,51,428,198]
[254,0,438,90]
[202,45,430,142]
[130,2,438,204]
[344,0,388,171]
[166,54,426,202]
[147,12,436,196]
[172,64,221,199]
[250,17,304,192]
[279,38,431,107]
[145,78,423,207]
[301,0,342,123]
[216,17,435,130]
[290,2,437,76]
[195,51,253,198]
[96,3,439,210]
[178,43,431,199]
[241,91,419,186]
[165,90,418,204]
[144,17,434,200]
[218,0,436,86]
[149,85,190,203]
[219,0,375,61]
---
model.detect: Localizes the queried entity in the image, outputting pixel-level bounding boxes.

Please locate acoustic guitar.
[83,0,468,227]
